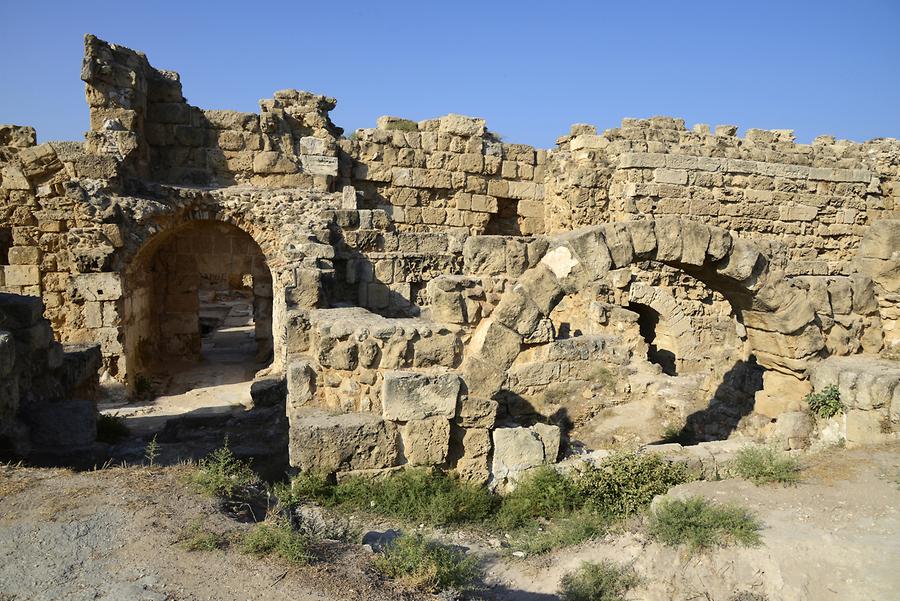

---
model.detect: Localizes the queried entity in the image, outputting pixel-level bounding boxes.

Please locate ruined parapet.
[0,293,101,459]
[81,35,341,188]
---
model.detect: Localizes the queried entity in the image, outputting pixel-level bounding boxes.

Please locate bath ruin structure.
[1,35,899,480]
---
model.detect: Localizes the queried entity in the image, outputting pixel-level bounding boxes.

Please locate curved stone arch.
[119,205,282,276]
[120,213,279,383]
[462,217,825,401]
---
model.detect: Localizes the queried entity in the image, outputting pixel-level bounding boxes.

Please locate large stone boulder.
[382,371,460,421]
[288,409,400,473]
[490,423,561,490]
[400,416,450,466]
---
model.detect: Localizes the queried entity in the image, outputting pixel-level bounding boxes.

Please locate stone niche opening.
[122,220,274,387]
[627,301,678,375]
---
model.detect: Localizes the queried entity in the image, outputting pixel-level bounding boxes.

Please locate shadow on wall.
[659,356,765,445]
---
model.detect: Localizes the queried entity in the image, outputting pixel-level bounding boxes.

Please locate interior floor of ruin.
[99,297,264,437]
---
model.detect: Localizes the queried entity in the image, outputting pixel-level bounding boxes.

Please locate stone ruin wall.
[1,35,899,479]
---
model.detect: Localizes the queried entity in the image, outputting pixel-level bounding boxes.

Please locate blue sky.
[2,1,899,147]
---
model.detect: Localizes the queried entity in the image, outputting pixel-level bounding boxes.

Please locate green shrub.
[576,452,691,518]
[372,533,480,593]
[515,508,610,555]
[805,385,843,418]
[496,467,579,529]
[96,413,129,443]
[272,472,332,508]
[180,519,228,551]
[329,468,496,525]
[558,560,641,601]
[649,497,762,551]
[192,439,258,499]
[732,446,801,485]
[241,519,313,564]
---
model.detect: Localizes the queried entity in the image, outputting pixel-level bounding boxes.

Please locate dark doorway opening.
[628,302,677,375]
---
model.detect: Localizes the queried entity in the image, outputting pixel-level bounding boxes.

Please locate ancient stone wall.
[2,34,899,476]
[0,293,100,459]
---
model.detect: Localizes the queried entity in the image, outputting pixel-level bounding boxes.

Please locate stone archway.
[462,217,825,414]
[121,220,274,386]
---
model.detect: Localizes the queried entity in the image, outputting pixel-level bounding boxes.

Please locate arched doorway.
[121,221,273,418]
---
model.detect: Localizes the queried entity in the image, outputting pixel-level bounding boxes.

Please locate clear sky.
[2,0,899,147]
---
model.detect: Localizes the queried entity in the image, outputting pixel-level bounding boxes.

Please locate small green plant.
[241,519,313,564]
[328,468,497,525]
[732,446,801,485]
[805,384,843,418]
[649,497,762,551]
[272,472,333,509]
[180,518,228,551]
[133,374,156,401]
[496,466,579,529]
[558,560,641,601]
[144,434,160,467]
[514,508,610,555]
[576,452,691,518]
[96,413,129,443]
[192,438,257,499]
[372,533,480,593]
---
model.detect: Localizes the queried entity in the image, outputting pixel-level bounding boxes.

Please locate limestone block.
[461,356,506,399]
[707,227,732,261]
[7,246,40,265]
[250,375,286,408]
[438,114,486,137]
[288,409,400,472]
[492,287,542,336]
[516,264,563,314]
[532,422,561,463]
[412,333,460,368]
[491,423,560,489]
[551,228,612,281]
[716,238,762,282]
[252,151,297,174]
[401,416,450,466]
[680,221,711,266]
[463,236,507,275]
[654,217,683,262]
[627,220,656,256]
[0,165,31,190]
[325,340,358,371]
[771,411,814,450]
[600,223,634,268]
[453,427,492,484]
[2,265,40,287]
[845,409,888,445]
[858,220,900,261]
[300,154,338,176]
[287,359,316,410]
[382,371,460,421]
[467,318,521,370]
[69,273,122,301]
[457,396,498,428]
[653,168,688,185]
[754,370,813,418]
[746,323,825,363]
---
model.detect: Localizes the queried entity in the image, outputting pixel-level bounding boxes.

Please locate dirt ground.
[1,444,898,601]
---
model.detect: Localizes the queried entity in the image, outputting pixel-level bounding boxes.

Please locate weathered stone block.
[288,409,400,473]
[382,371,460,421]
[69,273,122,301]
[401,416,450,466]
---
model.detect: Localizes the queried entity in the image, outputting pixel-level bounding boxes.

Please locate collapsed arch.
[462,217,825,406]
